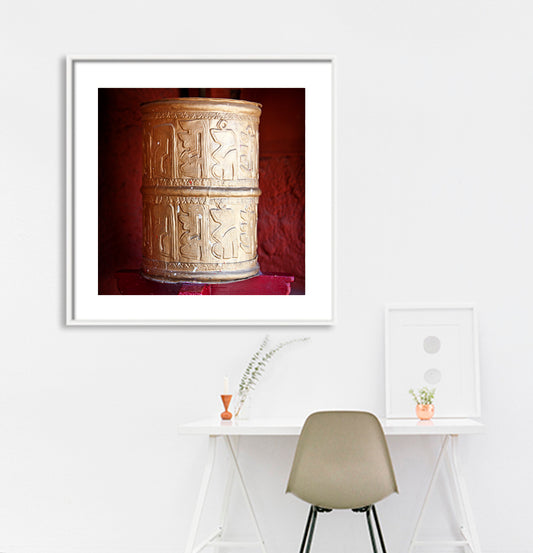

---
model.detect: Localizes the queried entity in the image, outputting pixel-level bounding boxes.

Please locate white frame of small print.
[66,55,335,325]
[385,304,480,419]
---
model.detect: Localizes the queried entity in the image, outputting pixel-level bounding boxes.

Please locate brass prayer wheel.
[140,98,262,283]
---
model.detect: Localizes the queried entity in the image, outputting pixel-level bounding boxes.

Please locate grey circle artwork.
[424,368,442,385]
[423,335,441,354]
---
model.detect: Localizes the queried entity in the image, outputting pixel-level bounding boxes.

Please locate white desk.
[179,417,484,553]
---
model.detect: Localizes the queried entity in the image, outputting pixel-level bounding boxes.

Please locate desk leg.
[223,436,268,553]
[407,434,481,553]
[185,436,218,553]
[407,435,449,553]
[448,435,482,553]
[214,436,239,553]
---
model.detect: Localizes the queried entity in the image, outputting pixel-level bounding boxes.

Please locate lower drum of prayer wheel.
[140,97,262,283]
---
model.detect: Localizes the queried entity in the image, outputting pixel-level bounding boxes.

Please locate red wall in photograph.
[98,88,305,294]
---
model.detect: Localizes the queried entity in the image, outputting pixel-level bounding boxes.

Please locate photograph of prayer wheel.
[140,98,262,283]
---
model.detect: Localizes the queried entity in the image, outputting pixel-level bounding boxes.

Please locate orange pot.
[416,404,435,421]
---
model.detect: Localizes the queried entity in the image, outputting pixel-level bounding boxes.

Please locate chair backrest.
[286,411,398,510]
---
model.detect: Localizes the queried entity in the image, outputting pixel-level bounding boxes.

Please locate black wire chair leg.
[304,506,318,553]
[299,505,315,553]
[371,505,388,553]
[365,508,378,553]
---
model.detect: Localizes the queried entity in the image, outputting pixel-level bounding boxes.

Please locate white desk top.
[178,417,484,436]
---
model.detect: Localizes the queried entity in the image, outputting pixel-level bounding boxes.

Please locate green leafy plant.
[408,386,436,405]
[235,335,309,417]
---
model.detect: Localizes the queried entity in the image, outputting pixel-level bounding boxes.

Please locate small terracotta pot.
[416,404,435,421]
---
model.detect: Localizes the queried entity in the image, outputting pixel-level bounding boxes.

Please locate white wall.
[2,1,533,552]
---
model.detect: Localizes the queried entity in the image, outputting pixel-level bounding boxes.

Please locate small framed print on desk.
[385,304,480,419]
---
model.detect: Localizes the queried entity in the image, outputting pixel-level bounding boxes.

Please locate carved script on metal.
[140,99,261,283]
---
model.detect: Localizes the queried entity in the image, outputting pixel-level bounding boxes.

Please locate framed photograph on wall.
[66,55,334,325]
[385,304,480,418]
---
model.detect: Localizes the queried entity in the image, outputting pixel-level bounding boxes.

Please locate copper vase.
[140,98,262,283]
[416,404,435,421]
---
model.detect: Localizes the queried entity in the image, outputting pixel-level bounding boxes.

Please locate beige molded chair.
[286,411,398,553]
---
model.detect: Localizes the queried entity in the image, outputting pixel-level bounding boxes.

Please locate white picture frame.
[385,304,480,419]
[66,55,335,325]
